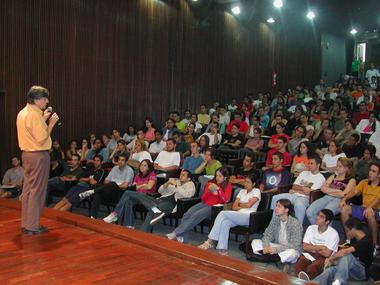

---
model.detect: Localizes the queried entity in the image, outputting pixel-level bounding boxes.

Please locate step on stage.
[0,199,307,284]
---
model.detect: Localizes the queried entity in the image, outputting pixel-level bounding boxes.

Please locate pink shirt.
[133,171,157,193]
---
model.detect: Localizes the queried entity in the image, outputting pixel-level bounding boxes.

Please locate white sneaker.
[79,189,95,200]
[176,236,184,243]
[332,280,341,285]
[150,212,165,225]
[298,271,310,281]
[151,206,162,214]
[166,232,176,240]
[103,212,118,223]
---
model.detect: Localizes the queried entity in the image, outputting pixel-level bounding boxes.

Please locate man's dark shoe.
[22,226,49,235]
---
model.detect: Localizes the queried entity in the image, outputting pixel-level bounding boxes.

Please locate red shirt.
[354,111,369,125]
[201,182,233,206]
[270,134,290,144]
[265,148,292,167]
[133,171,157,193]
[226,120,249,133]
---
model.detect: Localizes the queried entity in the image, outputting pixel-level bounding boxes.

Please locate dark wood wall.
[0,0,321,173]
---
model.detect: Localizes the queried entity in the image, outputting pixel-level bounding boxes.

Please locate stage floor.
[0,199,305,285]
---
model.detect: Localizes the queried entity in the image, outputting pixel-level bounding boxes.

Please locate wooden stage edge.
[0,198,311,285]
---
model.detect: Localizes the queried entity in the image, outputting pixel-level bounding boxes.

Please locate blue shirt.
[86,148,109,162]
[106,165,134,185]
[182,155,204,174]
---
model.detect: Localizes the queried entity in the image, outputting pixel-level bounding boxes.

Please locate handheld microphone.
[47,106,62,126]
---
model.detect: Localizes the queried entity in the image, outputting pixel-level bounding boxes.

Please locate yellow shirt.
[197,114,210,125]
[16,104,52,151]
[355,179,380,209]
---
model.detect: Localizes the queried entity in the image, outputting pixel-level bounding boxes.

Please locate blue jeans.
[271,193,309,225]
[208,210,250,250]
[306,195,341,224]
[313,253,366,285]
[173,202,211,243]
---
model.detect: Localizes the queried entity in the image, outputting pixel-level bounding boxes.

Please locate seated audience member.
[89,133,96,149]
[295,209,339,281]
[198,135,210,156]
[153,138,180,172]
[313,217,374,285]
[268,122,290,149]
[256,106,270,128]
[188,113,203,133]
[104,169,195,232]
[248,199,302,264]
[335,120,360,145]
[78,138,90,162]
[229,153,260,188]
[195,147,222,192]
[315,127,335,154]
[51,139,65,161]
[271,155,325,224]
[86,138,109,164]
[248,115,263,137]
[218,105,230,134]
[79,154,134,219]
[0,157,24,199]
[209,101,219,115]
[322,140,346,172]
[102,159,158,226]
[182,142,204,174]
[260,152,291,193]
[101,134,111,148]
[127,129,149,151]
[353,145,377,181]
[245,127,264,153]
[128,139,152,169]
[353,101,370,125]
[333,108,349,133]
[46,154,83,204]
[177,110,191,132]
[107,129,122,154]
[222,123,244,149]
[182,123,197,144]
[340,161,380,249]
[66,140,79,161]
[356,111,380,135]
[341,133,364,159]
[288,126,307,156]
[172,131,190,157]
[299,113,314,139]
[306,157,355,224]
[149,130,166,158]
[166,167,232,243]
[49,152,64,178]
[226,112,249,135]
[143,117,156,143]
[122,125,136,143]
[197,104,211,128]
[287,109,303,135]
[162,118,179,141]
[198,174,261,254]
[53,154,106,211]
[202,123,222,146]
[291,141,314,176]
[204,113,219,133]
[228,98,238,113]
[270,111,288,134]
[264,137,292,169]
[109,139,129,165]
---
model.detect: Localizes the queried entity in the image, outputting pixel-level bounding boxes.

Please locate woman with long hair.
[103,159,157,225]
[66,140,79,160]
[322,140,346,172]
[166,167,232,243]
[143,117,156,143]
[306,157,356,224]
[198,174,260,255]
[291,141,314,176]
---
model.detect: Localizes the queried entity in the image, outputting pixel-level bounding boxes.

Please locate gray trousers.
[173,202,212,243]
[114,191,175,232]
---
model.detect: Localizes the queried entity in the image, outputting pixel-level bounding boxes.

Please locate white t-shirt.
[365,69,380,81]
[131,151,152,162]
[154,151,180,168]
[149,141,166,154]
[322,153,346,168]
[219,113,230,125]
[303,225,339,253]
[294,171,326,198]
[236,188,261,214]
[203,133,222,146]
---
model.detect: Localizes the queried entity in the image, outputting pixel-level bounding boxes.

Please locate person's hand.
[43,108,52,121]
[89,178,97,185]
[364,207,374,219]
[263,246,276,254]
[324,258,331,270]
[49,113,60,127]
[168,178,176,185]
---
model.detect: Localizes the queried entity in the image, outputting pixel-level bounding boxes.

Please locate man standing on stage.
[16,86,59,235]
